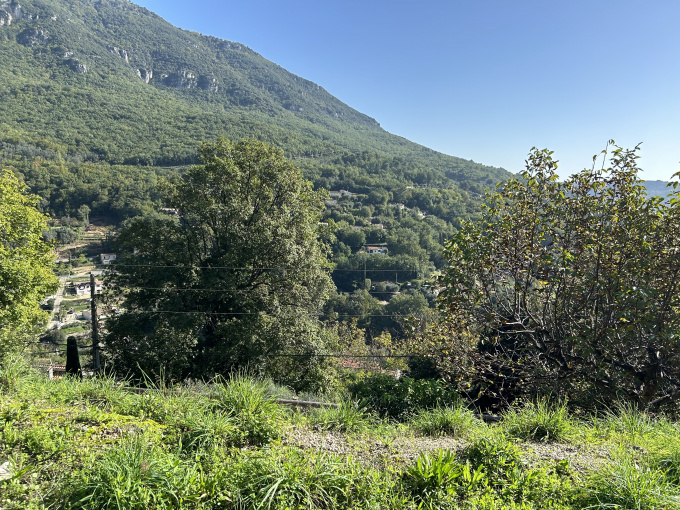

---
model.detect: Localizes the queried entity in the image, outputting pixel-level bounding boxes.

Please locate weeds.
[410,404,481,437]
[64,433,203,509]
[308,400,371,433]
[502,398,574,442]
[581,455,680,509]
[211,375,286,446]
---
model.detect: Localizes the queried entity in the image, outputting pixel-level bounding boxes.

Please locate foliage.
[581,456,680,509]
[402,449,466,503]
[348,373,459,420]
[438,143,680,411]
[210,375,285,446]
[65,434,204,510]
[410,404,481,437]
[5,365,680,509]
[307,400,371,433]
[502,398,574,442]
[0,169,58,358]
[104,139,334,389]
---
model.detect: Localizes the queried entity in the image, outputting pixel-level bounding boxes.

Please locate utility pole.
[90,273,101,372]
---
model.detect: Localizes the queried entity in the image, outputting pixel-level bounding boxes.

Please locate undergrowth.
[1,356,679,509]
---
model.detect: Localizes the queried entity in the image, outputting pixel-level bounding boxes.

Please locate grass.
[2,355,680,509]
[307,400,372,433]
[410,404,481,437]
[502,398,574,442]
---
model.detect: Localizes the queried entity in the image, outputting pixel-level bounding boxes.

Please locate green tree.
[0,169,58,357]
[104,139,335,390]
[437,143,680,410]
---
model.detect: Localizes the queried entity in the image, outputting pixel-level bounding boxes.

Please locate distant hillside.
[0,0,508,186]
[642,180,672,198]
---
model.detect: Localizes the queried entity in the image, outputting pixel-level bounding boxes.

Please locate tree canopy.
[104,139,335,389]
[433,143,680,411]
[0,169,58,357]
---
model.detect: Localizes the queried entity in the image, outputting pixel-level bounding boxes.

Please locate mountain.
[0,0,508,172]
[0,0,510,224]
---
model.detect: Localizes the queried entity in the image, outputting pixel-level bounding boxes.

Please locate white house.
[367,246,388,255]
[100,253,116,265]
[74,281,103,296]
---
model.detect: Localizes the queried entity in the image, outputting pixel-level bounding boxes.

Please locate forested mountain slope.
[0,0,508,183]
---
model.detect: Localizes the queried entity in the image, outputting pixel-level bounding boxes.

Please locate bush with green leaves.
[348,373,459,420]
[437,143,680,411]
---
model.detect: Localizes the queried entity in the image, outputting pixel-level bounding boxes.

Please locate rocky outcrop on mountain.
[197,75,218,92]
[136,68,152,83]
[0,2,26,26]
[63,53,86,73]
[108,46,129,63]
[18,27,48,46]
[163,70,197,89]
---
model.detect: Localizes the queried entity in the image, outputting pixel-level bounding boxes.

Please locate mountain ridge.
[0,0,509,182]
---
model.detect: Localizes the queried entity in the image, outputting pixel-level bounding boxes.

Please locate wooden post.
[90,273,101,372]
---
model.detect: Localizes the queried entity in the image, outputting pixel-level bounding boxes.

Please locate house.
[351,225,364,231]
[100,253,116,265]
[367,246,388,255]
[82,309,107,322]
[324,199,338,206]
[74,280,103,296]
[329,190,354,198]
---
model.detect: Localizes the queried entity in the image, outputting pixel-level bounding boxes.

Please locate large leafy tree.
[0,169,58,357]
[105,139,334,389]
[436,143,680,410]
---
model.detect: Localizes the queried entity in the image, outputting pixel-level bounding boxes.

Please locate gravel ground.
[284,425,612,472]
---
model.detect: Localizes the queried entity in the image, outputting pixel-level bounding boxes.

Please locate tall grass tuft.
[410,404,481,437]
[502,398,573,442]
[0,354,36,393]
[604,401,656,436]
[582,455,680,509]
[211,375,286,446]
[308,400,371,433]
[65,434,203,509]
[232,449,358,509]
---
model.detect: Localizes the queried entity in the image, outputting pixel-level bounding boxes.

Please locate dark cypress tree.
[65,336,82,379]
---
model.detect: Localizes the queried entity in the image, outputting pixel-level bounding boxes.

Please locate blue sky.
[134,0,680,180]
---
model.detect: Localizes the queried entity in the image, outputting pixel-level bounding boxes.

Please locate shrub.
[437,144,680,410]
[348,373,459,420]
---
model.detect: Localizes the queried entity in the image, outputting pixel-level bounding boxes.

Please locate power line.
[119,309,422,319]
[125,286,408,294]
[109,263,423,273]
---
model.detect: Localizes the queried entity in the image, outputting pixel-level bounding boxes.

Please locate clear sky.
[133,0,680,180]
